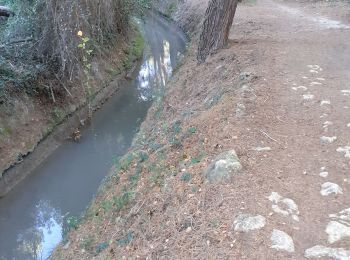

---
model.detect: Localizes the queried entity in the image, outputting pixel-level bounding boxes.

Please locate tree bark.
[0,6,14,17]
[197,0,238,63]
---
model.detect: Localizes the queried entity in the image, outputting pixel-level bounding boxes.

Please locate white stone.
[292,86,308,91]
[337,146,350,159]
[253,147,272,152]
[319,172,329,178]
[233,214,266,232]
[323,121,333,128]
[320,136,337,144]
[303,94,315,100]
[316,78,325,81]
[321,182,343,196]
[270,229,295,253]
[326,221,350,244]
[329,208,350,225]
[347,123,350,128]
[307,65,320,70]
[310,82,322,86]
[204,150,242,183]
[321,100,331,106]
[305,245,350,260]
[341,90,350,94]
[268,192,299,221]
[309,70,319,74]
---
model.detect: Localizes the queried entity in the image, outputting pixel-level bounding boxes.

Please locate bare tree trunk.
[197,0,238,63]
[0,6,14,17]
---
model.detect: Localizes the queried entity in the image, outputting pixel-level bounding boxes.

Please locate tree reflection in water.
[16,200,62,260]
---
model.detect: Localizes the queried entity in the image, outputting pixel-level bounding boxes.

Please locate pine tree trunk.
[197,0,238,63]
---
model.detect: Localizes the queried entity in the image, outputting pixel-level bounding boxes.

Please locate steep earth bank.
[54,0,350,259]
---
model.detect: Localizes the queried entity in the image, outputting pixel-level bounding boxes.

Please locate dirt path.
[226,0,350,258]
[52,1,350,259]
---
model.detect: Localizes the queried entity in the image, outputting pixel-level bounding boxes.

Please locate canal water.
[0,13,186,260]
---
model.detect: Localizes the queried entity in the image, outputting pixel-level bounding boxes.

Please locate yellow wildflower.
[77,31,83,37]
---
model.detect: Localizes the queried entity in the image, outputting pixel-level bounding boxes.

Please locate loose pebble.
[305,245,350,259]
[253,147,272,152]
[329,208,350,224]
[292,86,308,91]
[319,172,329,178]
[307,65,320,70]
[233,214,266,232]
[326,221,350,244]
[320,136,337,144]
[303,94,315,100]
[268,192,299,221]
[320,182,343,196]
[270,229,295,253]
[337,146,350,159]
[310,82,322,86]
[316,78,325,81]
[320,100,331,106]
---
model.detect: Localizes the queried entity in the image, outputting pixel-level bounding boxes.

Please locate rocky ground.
[53,0,350,259]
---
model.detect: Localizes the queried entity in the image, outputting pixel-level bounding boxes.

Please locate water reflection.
[0,13,186,260]
[16,201,62,260]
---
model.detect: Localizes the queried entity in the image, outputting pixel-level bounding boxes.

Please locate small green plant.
[210,219,221,228]
[187,126,197,134]
[77,31,94,119]
[113,187,134,210]
[166,2,177,17]
[117,231,134,246]
[66,216,79,230]
[181,172,191,182]
[96,242,109,254]
[51,106,65,123]
[81,235,94,251]
[0,125,12,136]
[120,153,135,171]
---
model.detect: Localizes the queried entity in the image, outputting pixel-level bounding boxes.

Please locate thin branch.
[54,73,72,97]
[260,130,281,144]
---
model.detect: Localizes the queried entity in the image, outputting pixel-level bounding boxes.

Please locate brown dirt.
[53,0,350,259]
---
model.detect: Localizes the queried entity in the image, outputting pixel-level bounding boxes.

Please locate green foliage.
[96,242,109,254]
[165,2,177,17]
[181,172,191,182]
[0,0,149,102]
[187,126,197,134]
[66,216,80,230]
[112,187,134,210]
[0,124,12,136]
[81,235,94,251]
[117,231,134,246]
[51,107,65,123]
[122,27,145,70]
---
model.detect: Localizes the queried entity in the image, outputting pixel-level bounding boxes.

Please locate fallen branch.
[260,130,281,144]
[0,38,33,49]
[54,73,72,97]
